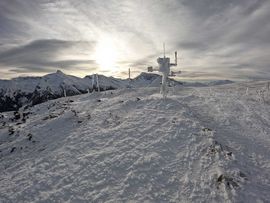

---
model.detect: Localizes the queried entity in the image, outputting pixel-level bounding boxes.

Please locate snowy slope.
[0,80,270,202]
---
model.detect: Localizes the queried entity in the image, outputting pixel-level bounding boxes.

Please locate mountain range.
[0,71,184,112]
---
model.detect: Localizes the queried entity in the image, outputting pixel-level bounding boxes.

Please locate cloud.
[9,66,56,73]
[0,0,270,80]
[9,59,97,73]
[0,39,97,74]
[178,41,209,52]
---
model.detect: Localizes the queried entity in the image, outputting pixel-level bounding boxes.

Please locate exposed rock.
[10,147,16,153]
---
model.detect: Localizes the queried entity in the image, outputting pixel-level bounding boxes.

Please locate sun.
[95,37,117,71]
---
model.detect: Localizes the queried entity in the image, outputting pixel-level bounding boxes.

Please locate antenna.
[146,44,181,97]
[96,74,100,92]
[163,42,166,58]
[175,51,177,65]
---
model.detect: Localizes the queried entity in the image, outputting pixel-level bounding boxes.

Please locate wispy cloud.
[0,39,97,74]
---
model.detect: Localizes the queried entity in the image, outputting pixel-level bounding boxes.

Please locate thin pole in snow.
[92,74,95,92]
[96,74,100,92]
[163,43,166,58]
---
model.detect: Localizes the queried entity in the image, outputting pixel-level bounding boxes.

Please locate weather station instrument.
[147,43,181,98]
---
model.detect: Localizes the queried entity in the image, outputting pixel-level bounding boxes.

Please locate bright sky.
[0,0,270,80]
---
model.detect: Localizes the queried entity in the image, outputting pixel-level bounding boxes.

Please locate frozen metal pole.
[92,74,95,92]
[163,43,166,58]
[96,74,100,92]
[161,71,168,99]
[157,44,178,98]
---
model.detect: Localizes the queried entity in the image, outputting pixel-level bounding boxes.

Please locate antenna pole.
[175,51,177,65]
[163,43,165,58]
[96,74,100,92]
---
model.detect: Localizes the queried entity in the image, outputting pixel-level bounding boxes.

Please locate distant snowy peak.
[0,71,107,112]
[183,80,234,87]
[56,69,64,75]
[84,74,128,89]
[134,72,160,81]
[207,80,234,86]
[0,70,87,94]
[131,72,183,87]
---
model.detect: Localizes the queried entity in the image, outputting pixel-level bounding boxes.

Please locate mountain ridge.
[0,71,183,112]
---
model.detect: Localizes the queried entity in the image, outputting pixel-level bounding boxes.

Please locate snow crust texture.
[0,81,270,202]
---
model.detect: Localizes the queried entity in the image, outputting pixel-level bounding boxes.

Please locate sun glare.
[95,37,117,72]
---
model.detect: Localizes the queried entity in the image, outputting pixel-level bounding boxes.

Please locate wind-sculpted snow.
[0,81,270,202]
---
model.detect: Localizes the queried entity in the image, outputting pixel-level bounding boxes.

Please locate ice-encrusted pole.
[96,74,100,92]
[161,43,168,98]
[92,74,95,92]
[246,87,249,95]
[157,44,177,99]
[60,83,67,97]
[160,70,168,98]
[91,74,100,93]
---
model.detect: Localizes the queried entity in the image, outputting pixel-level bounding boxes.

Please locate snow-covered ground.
[0,81,270,202]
